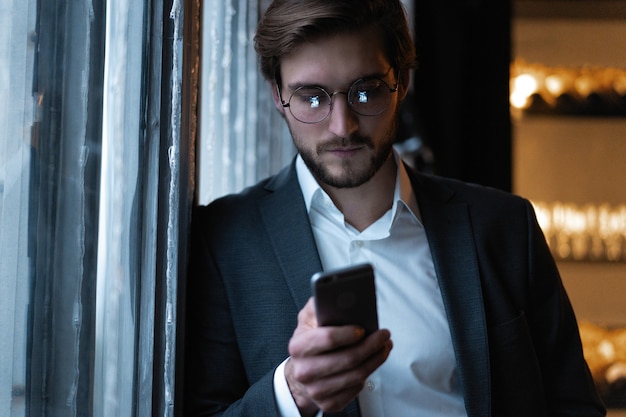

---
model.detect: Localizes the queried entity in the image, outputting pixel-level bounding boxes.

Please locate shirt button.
[354,240,363,247]
[366,380,375,391]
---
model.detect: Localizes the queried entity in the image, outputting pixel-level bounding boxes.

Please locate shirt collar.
[295,149,422,224]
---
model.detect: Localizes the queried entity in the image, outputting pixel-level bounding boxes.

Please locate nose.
[327,92,359,138]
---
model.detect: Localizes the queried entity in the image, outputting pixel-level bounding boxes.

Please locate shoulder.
[408,170,540,242]
[192,161,301,232]
[198,162,294,211]
[413,170,531,211]
[192,179,271,237]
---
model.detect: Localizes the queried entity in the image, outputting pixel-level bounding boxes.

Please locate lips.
[327,145,364,152]
[320,139,367,152]
[317,135,371,155]
[323,145,367,159]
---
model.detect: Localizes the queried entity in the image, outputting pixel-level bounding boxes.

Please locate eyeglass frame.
[275,67,400,124]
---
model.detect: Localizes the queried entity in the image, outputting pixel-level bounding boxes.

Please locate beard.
[289,117,398,189]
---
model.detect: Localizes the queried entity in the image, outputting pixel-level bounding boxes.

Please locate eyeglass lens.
[288,78,393,123]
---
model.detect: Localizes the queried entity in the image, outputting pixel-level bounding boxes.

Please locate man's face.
[273,28,408,189]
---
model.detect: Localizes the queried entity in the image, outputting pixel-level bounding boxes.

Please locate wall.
[513,10,626,327]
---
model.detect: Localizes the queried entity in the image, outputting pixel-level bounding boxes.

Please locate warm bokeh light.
[545,74,566,96]
[574,74,595,97]
[510,59,626,115]
[532,201,626,262]
[510,73,539,109]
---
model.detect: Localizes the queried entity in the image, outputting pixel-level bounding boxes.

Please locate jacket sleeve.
[523,200,606,416]
[470,192,606,416]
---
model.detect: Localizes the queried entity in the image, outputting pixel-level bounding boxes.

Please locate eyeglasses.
[277,69,399,124]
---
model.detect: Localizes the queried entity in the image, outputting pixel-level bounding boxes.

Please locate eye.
[292,87,327,108]
[352,79,385,104]
[308,96,320,108]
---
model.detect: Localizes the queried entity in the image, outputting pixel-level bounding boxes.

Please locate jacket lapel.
[412,172,491,417]
[259,161,323,309]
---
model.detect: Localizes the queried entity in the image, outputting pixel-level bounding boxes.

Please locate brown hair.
[253,0,417,82]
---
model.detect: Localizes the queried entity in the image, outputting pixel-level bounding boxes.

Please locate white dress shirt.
[274,152,467,417]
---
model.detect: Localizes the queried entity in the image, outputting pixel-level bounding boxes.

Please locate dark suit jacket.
[183,159,605,417]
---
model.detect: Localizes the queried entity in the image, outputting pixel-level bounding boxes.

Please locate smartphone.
[311,263,378,335]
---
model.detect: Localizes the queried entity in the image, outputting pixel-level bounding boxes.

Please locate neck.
[322,155,397,232]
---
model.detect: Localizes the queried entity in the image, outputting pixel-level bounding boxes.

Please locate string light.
[532,201,626,262]
[510,60,626,116]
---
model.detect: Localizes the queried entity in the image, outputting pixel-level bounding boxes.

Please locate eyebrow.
[286,70,391,92]
[286,81,325,91]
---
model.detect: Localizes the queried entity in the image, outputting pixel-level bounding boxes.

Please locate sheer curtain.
[197,0,294,204]
[0,0,193,416]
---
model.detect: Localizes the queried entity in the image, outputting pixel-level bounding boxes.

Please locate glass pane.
[0,0,36,415]
[0,0,173,415]
[93,1,145,415]
[23,0,105,415]
[2,0,188,415]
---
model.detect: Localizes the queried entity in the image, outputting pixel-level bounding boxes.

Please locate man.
[183,0,605,416]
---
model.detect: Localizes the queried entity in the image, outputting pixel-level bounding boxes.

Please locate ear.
[396,68,411,102]
[270,81,286,115]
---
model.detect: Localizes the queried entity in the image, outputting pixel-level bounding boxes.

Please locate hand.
[284,297,393,416]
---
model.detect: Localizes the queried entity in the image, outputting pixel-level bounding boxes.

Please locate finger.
[289,325,368,357]
[295,297,317,331]
[304,339,394,412]
[290,330,392,382]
